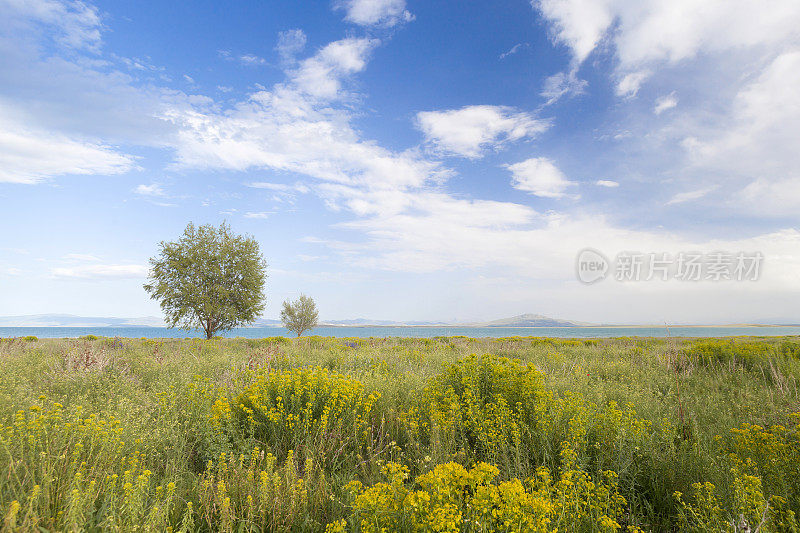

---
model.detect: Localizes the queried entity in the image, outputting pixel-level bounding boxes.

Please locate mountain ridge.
[0,313,589,328]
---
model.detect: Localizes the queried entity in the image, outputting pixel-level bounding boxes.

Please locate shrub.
[22,336,38,342]
[421,354,547,469]
[342,450,632,533]
[227,367,381,469]
[681,340,794,370]
[726,414,800,515]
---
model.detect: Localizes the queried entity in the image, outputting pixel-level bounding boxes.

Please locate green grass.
[0,335,798,531]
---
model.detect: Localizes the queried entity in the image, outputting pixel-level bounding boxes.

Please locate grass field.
[0,335,798,532]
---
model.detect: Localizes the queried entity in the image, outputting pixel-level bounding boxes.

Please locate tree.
[144,222,267,339]
[280,294,319,337]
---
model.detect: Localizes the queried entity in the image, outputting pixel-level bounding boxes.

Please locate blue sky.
[1,0,799,324]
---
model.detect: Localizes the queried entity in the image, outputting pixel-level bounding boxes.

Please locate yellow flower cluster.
[674,413,800,531]
[198,447,324,532]
[0,398,178,531]
[231,367,380,460]
[343,445,631,533]
[405,354,651,477]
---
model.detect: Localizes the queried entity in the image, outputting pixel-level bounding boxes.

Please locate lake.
[2,325,800,339]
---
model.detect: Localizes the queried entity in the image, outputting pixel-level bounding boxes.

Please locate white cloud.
[540,70,587,104]
[239,54,267,66]
[0,110,135,184]
[685,51,800,178]
[654,92,678,114]
[416,105,549,159]
[506,157,576,198]
[0,0,185,162]
[276,29,307,62]
[290,38,379,100]
[133,183,166,196]
[336,0,413,27]
[319,201,800,294]
[247,182,292,191]
[595,179,619,187]
[244,211,272,219]
[666,187,716,205]
[2,0,103,51]
[51,263,148,280]
[499,43,528,60]
[534,0,800,93]
[735,178,800,217]
[615,70,650,97]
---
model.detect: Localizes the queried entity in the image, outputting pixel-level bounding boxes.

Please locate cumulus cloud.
[506,157,576,198]
[290,38,379,100]
[335,0,413,27]
[416,105,549,159]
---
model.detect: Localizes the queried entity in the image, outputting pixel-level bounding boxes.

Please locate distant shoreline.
[0,323,794,329]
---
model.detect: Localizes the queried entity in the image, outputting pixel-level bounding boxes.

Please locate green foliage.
[144,222,267,339]
[228,367,380,470]
[681,339,800,370]
[22,336,38,342]
[280,294,319,337]
[0,336,798,531]
[80,334,99,341]
[345,455,631,533]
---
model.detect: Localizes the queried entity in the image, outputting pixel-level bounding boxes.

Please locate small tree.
[280,294,319,337]
[144,222,267,339]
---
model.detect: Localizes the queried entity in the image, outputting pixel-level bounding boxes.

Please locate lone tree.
[144,222,267,339]
[280,294,319,337]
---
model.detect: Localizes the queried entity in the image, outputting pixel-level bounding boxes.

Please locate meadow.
[0,335,798,532]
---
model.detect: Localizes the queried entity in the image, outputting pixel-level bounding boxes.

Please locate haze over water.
[4,326,800,339]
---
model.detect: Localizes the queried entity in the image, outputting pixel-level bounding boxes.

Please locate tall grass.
[0,335,797,531]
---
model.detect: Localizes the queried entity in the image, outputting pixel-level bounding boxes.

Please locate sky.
[1,0,799,324]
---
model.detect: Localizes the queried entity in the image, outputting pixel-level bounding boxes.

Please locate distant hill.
[474,313,594,327]
[0,313,591,328]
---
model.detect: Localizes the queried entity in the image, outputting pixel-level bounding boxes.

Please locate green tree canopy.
[280,294,319,337]
[144,222,267,339]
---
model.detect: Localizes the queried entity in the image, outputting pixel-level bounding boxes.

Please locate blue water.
[2,325,800,339]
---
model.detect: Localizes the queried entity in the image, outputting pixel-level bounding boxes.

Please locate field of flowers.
[0,335,798,532]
